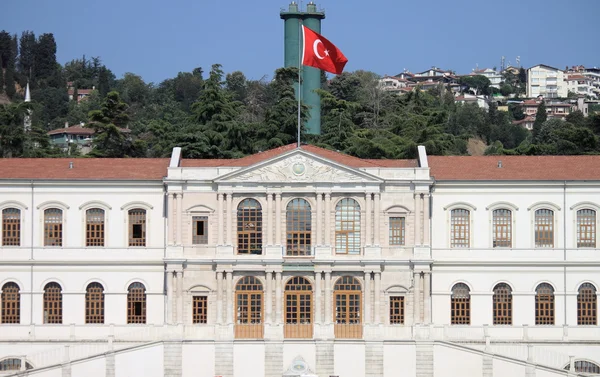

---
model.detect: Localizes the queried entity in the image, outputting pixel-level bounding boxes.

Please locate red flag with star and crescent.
[302,25,348,75]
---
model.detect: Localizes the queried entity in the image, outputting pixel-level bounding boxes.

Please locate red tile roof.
[48,125,95,136]
[182,144,418,168]
[0,158,170,180]
[429,156,600,181]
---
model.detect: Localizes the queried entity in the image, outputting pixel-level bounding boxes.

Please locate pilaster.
[217,193,224,245]
[275,193,282,245]
[226,193,233,245]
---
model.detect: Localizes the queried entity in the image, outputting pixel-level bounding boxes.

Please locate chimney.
[69,162,74,169]
[64,121,69,128]
[497,160,503,168]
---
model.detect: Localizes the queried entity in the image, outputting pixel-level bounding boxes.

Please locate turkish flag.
[302,25,348,75]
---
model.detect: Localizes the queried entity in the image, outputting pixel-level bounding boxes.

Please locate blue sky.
[2,0,598,83]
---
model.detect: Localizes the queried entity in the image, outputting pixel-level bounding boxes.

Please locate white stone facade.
[0,146,598,377]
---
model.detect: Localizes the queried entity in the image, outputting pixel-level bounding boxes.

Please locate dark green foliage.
[19,31,36,79]
[460,75,491,95]
[532,101,547,141]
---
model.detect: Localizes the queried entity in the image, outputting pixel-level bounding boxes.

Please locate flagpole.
[297,19,302,148]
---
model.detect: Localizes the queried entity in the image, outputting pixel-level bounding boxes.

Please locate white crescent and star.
[313,39,329,60]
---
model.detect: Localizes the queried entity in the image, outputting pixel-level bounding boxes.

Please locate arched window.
[335,199,361,255]
[127,282,146,324]
[2,208,21,246]
[534,209,554,248]
[451,283,470,325]
[235,276,263,338]
[535,283,554,325]
[0,358,33,371]
[577,209,596,248]
[128,209,146,247]
[334,276,362,338]
[493,283,512,325]
[44,208,63,247]
[450,209,470,248]
[578,283,597,325]
[286,199,312,256]
[284,277,313,338]
[492,209,512,248]
[564,360,600,374]
[237,199,262,255]
[85,283,104,324]
[1,282,20,324]
[86,208,105,247]
[43,282,62,324]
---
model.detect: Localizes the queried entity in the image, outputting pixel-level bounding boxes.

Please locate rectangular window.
[389,297,405,324]
[44,209,63,247]
[193,296,208,324]
[389,217,405,245]
[493,209,512,248]
[450,209,470,248]
[2,209,21,246]
[128,209,146,247]
[577,209,596,248]
[86,209,105,247]
[535,209,554,248]
[192,216,208,244]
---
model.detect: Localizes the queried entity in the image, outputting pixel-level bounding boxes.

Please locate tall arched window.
[578,283,597,325]
[237,199,262,255]
[128,209,146,247]
[0,359,33,371]
[492,209,512,248]
[2,208,21,246]
[535,283,555,325]
[493,283,512,325]
[284,277,313,338]
[564,360,600,374]
[44,208,63,247]
[1,282,20,324]
[335,199,361,255]
[534,209,554,248]
[286,199,312,256]
[577,209,596,248]
[127,282,146,324]
[43,282,62,324]
[450,209,470,248]
[451,283,470,325]
[334,276,362,338]
[86,208,105,247]
[235,276,263,338]
[85,283,104,324]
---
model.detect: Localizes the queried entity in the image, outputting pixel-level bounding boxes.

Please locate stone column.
[177,271,184,324]
[325,271,332,324]
[226,193,233,245]
[217,193,224,245]
[423,193,430,245]
[167,194,175,246]
[275,194,282,246]
[315,271,322,324]
[365,193,372,246]
[176,193,183,245]
[414,193,421,246]
[420,193,425,245]
[374,272,381,324]
[423,272,431,324]
[216,271,223,324]
[374,193,381,245]
[166,270,174,324]
[275,272,282,324]
[413,271,421,324]
[265,271,273,324]
[316,193,322,246]
[364,271,371,324]
[266,193,273,246]
[226,272,233,324]
[324,193,331,245]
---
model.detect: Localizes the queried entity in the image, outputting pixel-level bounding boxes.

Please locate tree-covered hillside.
[0,30,599,159]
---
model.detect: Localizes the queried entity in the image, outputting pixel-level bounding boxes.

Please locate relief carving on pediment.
[233,155,367,182]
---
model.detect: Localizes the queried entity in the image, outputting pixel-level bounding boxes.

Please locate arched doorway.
[284,277,313,338]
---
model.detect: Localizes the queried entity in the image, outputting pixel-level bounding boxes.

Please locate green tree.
[566,110,585,127]
[460,75,491,96]
[532,101,547,141]
[18,31,36,80]
[34,33,59,87]
[87,91,135,157]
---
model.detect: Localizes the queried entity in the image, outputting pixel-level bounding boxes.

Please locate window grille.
[335,199,361,254]
[43,282,62,324]
[286,199,312,256]
[192,216,208,244]
[127,282,146,324]
[450,209,469,248]
[334,276,362,338]
[492,209,511,248]
[389,296,405,324]
[534,209,554,248]
[577,283,597,325]
[284,276,313,338]
[577,209,596,248]
[1,282,20,324]
[86,209,105,247]
[389,217,406,246]
[2,208,20,246]
[235,276,263,338]
[192,296,208,324]
[493,283,512,325]
[44,208,63,246]
[237,199,262,255]
[535,283,554,325]
[85,283,104,324]
[451,283,470,325]
[128,209,146,247]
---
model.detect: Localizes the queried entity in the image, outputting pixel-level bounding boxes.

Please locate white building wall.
[115,344,164,377]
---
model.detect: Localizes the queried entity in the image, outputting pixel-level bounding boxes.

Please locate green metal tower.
[280,1,325,135]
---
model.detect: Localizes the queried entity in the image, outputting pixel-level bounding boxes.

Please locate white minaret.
[24,82,32,131]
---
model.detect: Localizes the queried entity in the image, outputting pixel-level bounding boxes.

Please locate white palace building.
[0,144,599,377]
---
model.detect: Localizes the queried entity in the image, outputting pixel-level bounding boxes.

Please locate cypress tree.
[34,33,57,86]
[0,55,4,94]
[4,35,17,98]
[19,31,36,80]
[532,100,547,141]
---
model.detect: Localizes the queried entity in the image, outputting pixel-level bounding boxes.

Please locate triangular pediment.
[215,149,382,183]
